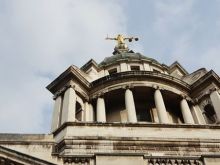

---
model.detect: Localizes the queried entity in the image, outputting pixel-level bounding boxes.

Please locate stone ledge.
[53,122,220,136]
[0,134,54,144]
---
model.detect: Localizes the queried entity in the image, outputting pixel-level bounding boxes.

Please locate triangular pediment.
[46,65,91,94]
[0,146,57,165]
[169,61,188,78]
[182,68,207,85]
[81,59,99,72]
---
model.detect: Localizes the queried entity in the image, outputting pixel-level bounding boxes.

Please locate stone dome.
[99,52,160,67]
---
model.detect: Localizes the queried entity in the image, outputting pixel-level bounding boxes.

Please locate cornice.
[91,71,191,91]
[0,146,57,165]
[46,65,91,94]
[80,59,100,72]
[191,70,220,90]
[52,121,220,136]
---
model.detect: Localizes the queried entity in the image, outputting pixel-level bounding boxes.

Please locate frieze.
[63,157,90,164]
[146,158,202,165]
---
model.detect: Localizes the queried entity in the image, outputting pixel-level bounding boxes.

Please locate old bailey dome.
[1,35,220,165]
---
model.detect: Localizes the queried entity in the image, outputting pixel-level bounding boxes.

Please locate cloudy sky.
[0,0,220,133]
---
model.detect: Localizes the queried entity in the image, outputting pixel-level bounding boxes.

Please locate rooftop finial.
[106,34,139,55]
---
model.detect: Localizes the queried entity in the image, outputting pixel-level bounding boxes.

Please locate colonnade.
[51,86,220,132]
[96,88,197,124]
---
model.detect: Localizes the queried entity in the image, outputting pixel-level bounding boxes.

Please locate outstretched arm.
[106,37,117,40]
[124,37,139,41]
[124,37,133,40]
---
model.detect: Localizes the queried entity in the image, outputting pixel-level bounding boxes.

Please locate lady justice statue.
[106,34,139,55]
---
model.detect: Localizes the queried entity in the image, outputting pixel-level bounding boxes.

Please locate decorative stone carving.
[53,84,75,100]
[63,157,90,164]
[147,158,202,165]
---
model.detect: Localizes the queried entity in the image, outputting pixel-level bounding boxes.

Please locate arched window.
[203,104,216,124]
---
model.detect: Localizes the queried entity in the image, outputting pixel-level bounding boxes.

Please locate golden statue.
[106,34,139,55]
[106,34,138,46]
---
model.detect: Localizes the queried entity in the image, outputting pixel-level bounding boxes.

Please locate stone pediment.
[168,61,188,78]
[46,65,90,94]
[81,59,99,72]
[0,146,57,165]
[183,68,207,84]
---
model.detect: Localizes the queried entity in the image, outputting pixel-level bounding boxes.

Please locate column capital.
[97,92,105,98]
[209,87,218,93]
[67,84,75,89]
[85,97,90,103]
[180,94,192,102]
[152,85,159,90]
[125,84,134,90]
[152,85,164,90]
[193,98,199,104]
[53,85,73,100]
[180,94,187,99]
[53,92,61,100]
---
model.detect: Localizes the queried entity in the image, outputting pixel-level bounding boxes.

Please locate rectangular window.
[130,65,140,71]
[108,68,117,75]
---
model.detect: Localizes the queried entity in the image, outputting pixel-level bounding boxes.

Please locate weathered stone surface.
[3,48,220,164]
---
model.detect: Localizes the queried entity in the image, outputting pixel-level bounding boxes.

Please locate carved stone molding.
[209,87,218,93]
[147,158,202,165]
[63,157,90,164]
[152,85,165,91]
[125,84,134,89]
[53,84,77,100]
[0,157,22,165]
[97,92,105,98]
[180,94,192,102]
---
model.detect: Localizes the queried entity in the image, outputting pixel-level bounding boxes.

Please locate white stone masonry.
[154,89,170,123]
[125,89,137,122]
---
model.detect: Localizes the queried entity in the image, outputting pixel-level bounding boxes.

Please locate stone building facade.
[0,37,220,164]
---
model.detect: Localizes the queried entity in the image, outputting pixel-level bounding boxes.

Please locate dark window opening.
[136,105,152,122]
[130,66,140,71]
[153,69,161,73]
[108,68,117,75]
[76,102,83,121]
[204,104,216,124]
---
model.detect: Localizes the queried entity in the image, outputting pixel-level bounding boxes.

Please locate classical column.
[51,95,62,132]
[61,86,76,124]
[180,98,195,124]
[84,102,90,122]
[89,103,94,122]
[191,105,206,124]
[210,89,220,123]
[154,89,169,123]
[125,88,137,122]
[84,102,94,122]
[96,97,106,122]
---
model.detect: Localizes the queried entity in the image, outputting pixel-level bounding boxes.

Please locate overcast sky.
[0,0,220,133]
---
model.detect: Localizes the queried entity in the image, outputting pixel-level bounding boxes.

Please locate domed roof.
[99,52,160,67]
